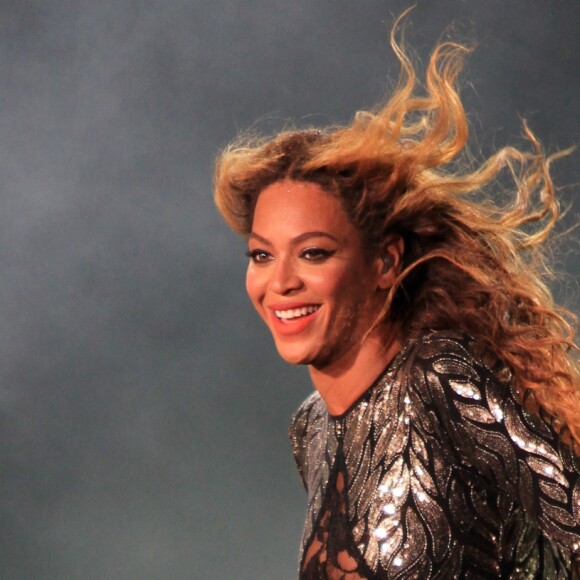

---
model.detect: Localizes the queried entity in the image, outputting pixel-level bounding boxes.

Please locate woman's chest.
[299,397,521,577]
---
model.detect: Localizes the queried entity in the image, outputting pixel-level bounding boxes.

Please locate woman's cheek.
[246,268,274,329]
[245,266,262,308]
[307,264,344,293]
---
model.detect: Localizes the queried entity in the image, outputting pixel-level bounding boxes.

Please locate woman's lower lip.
[269,308,319,336]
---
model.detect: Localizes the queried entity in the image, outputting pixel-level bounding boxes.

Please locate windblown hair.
[214,23,580,446]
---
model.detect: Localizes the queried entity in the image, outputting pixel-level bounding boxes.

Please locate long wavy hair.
[214,20,580,446]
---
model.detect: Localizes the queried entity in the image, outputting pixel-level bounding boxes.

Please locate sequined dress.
[290,332,580,578]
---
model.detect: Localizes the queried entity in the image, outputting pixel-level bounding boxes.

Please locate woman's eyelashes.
[246,249,272,263]
[246,247,336,264]
[300,247,335,261]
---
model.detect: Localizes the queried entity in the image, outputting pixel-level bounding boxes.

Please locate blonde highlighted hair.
[214,20,580,446]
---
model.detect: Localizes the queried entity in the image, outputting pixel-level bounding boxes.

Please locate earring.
[381,256,393,274]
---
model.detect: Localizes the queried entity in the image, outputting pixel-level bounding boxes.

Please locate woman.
[213,23,580,579]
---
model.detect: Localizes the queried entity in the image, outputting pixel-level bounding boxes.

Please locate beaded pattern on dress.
[290,332,580,579]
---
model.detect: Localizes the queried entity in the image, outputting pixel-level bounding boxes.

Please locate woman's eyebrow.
[248,231,340,245]
[248,232,271,245]
[292,231,340,245]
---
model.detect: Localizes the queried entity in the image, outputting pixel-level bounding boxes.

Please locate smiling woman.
[246,180,403,415]
[213,18,580,580]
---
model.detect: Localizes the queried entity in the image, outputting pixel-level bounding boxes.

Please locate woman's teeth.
[275,305,319,320]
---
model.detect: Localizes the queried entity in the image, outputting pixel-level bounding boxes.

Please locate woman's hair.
[214,20,580,446]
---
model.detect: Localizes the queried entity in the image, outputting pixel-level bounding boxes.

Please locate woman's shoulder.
[405,330,574,470]
[410,330,508,379]
[405,329,513,411]
[288,391,326,483]
[290,390,325,433]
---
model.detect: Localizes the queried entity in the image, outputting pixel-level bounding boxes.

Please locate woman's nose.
[269,257,303,295]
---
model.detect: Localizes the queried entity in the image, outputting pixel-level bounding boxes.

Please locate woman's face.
[246,180,389,368]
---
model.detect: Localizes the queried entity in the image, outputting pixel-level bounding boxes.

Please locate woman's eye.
[246,249,272,263]
[301,248,334,261]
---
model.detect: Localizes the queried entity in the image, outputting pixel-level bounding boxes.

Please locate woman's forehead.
[253,180,352,230]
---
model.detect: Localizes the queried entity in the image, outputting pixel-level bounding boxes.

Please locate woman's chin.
[274,343,317,366]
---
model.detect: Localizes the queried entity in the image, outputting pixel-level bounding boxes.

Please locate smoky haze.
[0,1,578,578]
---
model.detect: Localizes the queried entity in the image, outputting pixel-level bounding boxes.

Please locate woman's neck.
[308,331,402,416]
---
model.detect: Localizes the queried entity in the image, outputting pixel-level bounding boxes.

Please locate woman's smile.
[272,304,320,320]
[267,303,321,335]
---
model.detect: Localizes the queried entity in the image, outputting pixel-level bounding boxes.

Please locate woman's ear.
[377,236,404,290]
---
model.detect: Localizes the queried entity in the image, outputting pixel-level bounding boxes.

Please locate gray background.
[0,1,578,578]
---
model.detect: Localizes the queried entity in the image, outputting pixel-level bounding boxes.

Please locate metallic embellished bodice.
[290,332,580,578]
